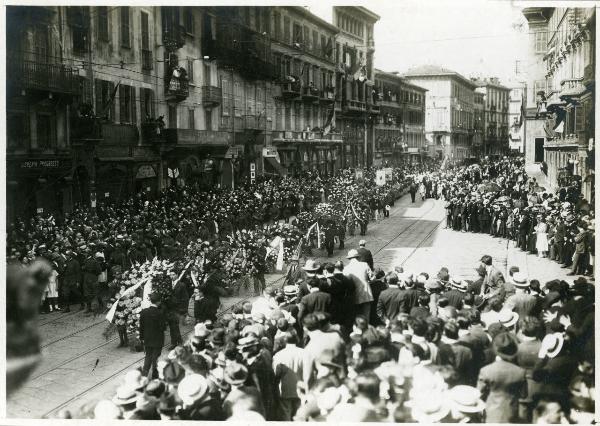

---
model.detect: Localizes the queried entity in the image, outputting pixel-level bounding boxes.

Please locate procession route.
[7,193,578,418]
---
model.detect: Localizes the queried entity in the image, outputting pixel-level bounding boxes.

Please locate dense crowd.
[55,246,594,423]
[7,157,594,423]
[438,157,594,279]
[6,164,437,315]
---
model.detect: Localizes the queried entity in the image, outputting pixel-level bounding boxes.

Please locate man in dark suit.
[356,240,374,270]
[140,292,166,379]
[298,278,332,323]
[376,273,403,324]
[409,182,417,203]
[477,332,527,423]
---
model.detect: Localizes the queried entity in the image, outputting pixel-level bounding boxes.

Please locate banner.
[306,222,318,240]
[384,168,393,183]
[355,170,364,180]
[376,170,386,186]
[316,222,321,249]
[276,238,285,271]
[265,236,282,259]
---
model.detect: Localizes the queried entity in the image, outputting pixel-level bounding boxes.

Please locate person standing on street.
[409,181,417,203]
[61,249,81,312]
[166,271,188,349]
[82,247,101,313]
[140,292,166,379]
[356,240,374,270]
[343,249,373,323]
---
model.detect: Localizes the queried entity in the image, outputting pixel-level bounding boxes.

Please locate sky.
[307,0,530,85]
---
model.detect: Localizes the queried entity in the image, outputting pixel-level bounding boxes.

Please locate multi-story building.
[268,6,342,177]
[332,6,380,167]
[472,92,485,157]
[372,70,427,166]
[403,65,476,162]
[473,78,511,156]
[523,7,595,199]
[508,84,526,153]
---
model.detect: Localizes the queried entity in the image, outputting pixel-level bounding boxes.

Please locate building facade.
[6,5,385,221]
[332,6,380,168]
[523,7,595,200]
[403,65,476,162]
[508,84,526,153]
[473,78,511,156]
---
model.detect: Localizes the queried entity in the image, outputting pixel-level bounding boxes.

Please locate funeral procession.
[4,2,597,424]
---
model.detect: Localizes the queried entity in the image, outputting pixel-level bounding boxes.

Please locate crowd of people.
[7,157,594,423]
[438,157,594,279]
[55,243,594,423]
[6,164,437,315]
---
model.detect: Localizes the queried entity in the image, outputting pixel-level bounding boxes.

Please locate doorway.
[534,138,545,163]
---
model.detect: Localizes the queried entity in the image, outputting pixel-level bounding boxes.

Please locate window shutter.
[107,81,115,121]
[131,86,137,124]
[140,88,147,120]
[150,89,155,118]
[119,84,126,123]
[95,79,103,115]
[575,105,585,133]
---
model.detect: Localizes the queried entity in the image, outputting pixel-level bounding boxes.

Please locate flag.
[276,238,285,271]
[102,80,121,116]
[323,106,335,135]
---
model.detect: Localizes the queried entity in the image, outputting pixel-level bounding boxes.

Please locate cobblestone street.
[8,193,580,418]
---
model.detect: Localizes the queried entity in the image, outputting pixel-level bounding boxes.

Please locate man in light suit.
[343,249,373,322]
[479,254,506,301]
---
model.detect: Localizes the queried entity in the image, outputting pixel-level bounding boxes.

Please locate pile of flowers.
[264,223,303,262]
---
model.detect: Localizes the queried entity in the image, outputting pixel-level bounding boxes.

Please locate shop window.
[7,112,28,150]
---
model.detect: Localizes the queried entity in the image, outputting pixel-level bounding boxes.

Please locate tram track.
[38,194,441,418]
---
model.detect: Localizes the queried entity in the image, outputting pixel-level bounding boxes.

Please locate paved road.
[7,193,580,418]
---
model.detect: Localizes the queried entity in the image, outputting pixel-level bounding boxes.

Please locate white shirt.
[343,258,373,305]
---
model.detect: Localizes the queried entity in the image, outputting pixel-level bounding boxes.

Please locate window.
[285,103,291,129]
[168,105,177,128]
[119,85,136,124]
[36,114,53,149]
[188,109,195,129]
[312,30,319,52]
[7,112,28,150]
[293,23,302,44]
[204,63,211,85]
[273,12,280,40]
[120,7,130,48]
[221,76,232,128]
[184,7,194,35]
[140,88,155,120]
[534,31,547,54]
[97,6,109,42]
[205,110,212,131]
[283,16,290,44]
[95,79,115,120]
[187,59,194,83]
[234,81,243,117]
[304,105,311,129]
[141,12,152,70]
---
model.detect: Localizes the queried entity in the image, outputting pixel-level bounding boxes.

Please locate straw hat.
[539,333,564,359]
[446,385,485,413]
[177,374,208,405]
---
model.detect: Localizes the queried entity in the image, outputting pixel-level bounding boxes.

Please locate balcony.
[71,117,101,140]
[272,130,342,144]
[369,104,381,115]
[544,133,586,149]
[163,129,232,146]
[8,59,76,95]
[141,122,165,144]
[101,123,139,145]
[281,81,301,98]
[165,76,189,102]
[302,86,320,101]
[559,78,586,101]
[344,100,367,115]
[320,88,335,103]
[162,24,186,52]
[202,85,222,108]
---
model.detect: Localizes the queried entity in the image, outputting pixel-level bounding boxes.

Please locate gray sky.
[308,0,529,85]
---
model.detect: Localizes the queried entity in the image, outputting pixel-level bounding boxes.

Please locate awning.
[264,157,286,176]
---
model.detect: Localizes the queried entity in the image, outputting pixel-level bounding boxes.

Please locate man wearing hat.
[222,363,265,419]
[356,240,374,270]
[61,249,81,312]
[237,335,276,420]
[477,332,527,423]
[443,277,468,309]
[82,247,102,313]
[140,293,166,379]
[503,272,538,318]
[343,249,373,323]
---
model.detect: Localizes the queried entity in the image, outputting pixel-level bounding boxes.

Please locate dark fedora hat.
[492,332,518,361]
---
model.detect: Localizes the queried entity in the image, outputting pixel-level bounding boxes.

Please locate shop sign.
[105,192,110,198]
[136,165,156,179]
[262,147,278,158]
[250,163,256,171]
[37,208,44,214]
[19,159,70,170]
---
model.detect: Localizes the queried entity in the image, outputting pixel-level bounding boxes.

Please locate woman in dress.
[535,215,549,258]
[46,262,61,312]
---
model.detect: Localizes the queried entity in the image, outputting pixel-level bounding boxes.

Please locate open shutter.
[108,81,115,121]
[119,84,126,123]
[95,79,102,116]
[574,105,585,134]
[131,86,137,124]
[140,88,147,120]
[150,89,155,118]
